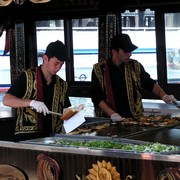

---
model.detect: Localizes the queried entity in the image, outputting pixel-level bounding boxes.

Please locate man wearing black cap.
[3,40,71,141]
[91,33,177,121]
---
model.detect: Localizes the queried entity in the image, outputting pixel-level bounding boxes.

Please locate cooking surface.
[79,122,164,137]
[72,117,157,137]
[70,117,180,146]
[21,117,180,160]
[127,126,180,146]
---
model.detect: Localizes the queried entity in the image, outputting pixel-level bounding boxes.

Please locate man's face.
[44,55,64,75]
[112,48,132,66]
[117,49,132,62]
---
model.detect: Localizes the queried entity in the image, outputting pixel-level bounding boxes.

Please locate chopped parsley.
[50,139,179,153]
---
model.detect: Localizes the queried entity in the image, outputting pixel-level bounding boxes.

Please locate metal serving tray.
[22,134,180,155]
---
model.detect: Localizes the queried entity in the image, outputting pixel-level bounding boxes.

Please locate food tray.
[22,134,180,155]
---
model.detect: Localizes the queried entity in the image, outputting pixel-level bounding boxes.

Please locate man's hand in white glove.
[110,113,123,122]
[30,100,49,116]
[162,94,177,104]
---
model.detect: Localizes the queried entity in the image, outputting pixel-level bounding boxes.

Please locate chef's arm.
[3,93,49,115]
[152,83,166,99]
[3,93,31,108]
[99,100,116,116]
[152,83,177,103]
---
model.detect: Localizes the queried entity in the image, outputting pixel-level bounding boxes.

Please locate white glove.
[162,94,177,104]
[30,100,49,116]
[110,113,123,122]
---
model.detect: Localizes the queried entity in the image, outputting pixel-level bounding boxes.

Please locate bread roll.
[60,104,84,121]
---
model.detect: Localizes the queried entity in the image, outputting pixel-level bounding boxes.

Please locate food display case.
[0,117,179,180]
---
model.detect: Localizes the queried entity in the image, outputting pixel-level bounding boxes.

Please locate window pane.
[36,20,66,80]
[0,31,11,90]
[122,9,157,80]
[69,97,94,117]
[165,13,180,83]
[72,18,98,81]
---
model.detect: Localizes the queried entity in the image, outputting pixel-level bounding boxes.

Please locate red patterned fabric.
[105,60,117,112]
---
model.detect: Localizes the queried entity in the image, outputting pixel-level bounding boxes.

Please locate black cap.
[110,33,138,52]
[45,40,68,61]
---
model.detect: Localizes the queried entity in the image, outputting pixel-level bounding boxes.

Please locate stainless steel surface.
[0,140,179,180]
[171,112,180,118]
[75,117,180,144]
[21,134,180,162]
[49,111,62,116]
[122,124,179,138]
[127,126,180,146]
[142,99,180,116]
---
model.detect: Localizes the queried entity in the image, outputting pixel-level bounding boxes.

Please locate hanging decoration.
[3,28,10,56]
[0,0,13,6]
[0,0,51,6]
[29,0,51,3]
[13,0,26,5]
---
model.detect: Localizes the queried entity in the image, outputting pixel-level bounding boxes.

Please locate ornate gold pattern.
[99,14,117,61]
[157,167,180,180]
[125,59,143,117]
[86,160,121,180]
[15,67,68,134]
[10,22,26,83]
[37,153,60,180]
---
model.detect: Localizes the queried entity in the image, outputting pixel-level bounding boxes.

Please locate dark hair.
[45,40,68,61]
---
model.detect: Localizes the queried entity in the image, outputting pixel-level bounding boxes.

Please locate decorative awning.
[0,0,51,6]
[0,0,12,6]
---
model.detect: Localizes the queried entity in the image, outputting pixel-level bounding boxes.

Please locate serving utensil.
[173,101,180,109]
[49,111,62,116]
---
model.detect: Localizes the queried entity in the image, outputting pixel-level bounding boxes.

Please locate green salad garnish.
[50,139,179,153]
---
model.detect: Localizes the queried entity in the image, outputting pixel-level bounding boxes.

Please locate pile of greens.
[51,139,179,153]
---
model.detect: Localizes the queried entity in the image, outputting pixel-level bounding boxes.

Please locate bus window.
[122,9,157,80]
[72,18,99,81]
[36,20,66,80]
[165,12,180,84]
[0,30,11,91]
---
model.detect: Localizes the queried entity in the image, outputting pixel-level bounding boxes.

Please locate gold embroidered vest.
[93,59,143,118]
[15,67,68,134]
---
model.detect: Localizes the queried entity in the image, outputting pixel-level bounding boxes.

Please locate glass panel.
[69,97,94,117]
[122,9,157,80]
[36,20,66,80]
[0,30,11,91]
[72,18,99,81]
[0,31,10,108]
[165,13,180,83]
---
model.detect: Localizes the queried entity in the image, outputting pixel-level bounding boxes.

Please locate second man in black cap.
[91,33,177,121]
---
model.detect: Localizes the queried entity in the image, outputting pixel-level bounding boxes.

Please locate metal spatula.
[49,111,62,116]
[173,101,180,109]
